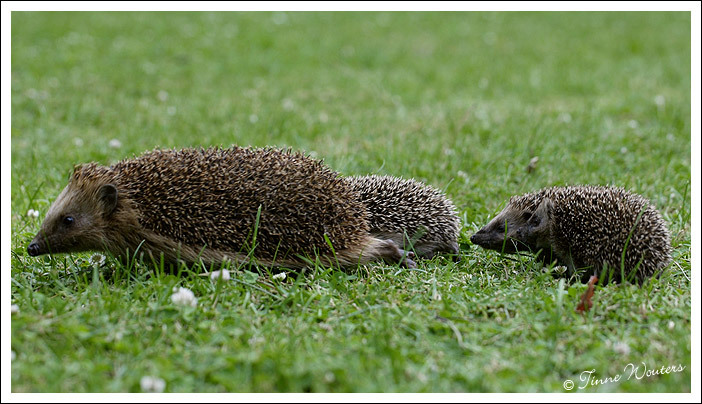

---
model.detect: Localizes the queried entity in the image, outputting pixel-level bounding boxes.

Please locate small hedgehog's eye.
[522,212,532,221]
[63,216,75,226]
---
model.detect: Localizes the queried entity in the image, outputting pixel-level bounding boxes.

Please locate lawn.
[9,11,691,393]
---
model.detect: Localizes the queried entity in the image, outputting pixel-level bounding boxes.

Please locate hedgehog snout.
[470,228,506,250]
[27,232,48,256]
[27,241,41,256]
[469,231,484,246]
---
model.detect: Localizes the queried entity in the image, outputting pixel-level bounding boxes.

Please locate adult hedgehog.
[27,147,416,269]
[470,185,672,284]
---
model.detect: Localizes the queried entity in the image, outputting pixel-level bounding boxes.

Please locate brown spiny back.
[97,147,370,260]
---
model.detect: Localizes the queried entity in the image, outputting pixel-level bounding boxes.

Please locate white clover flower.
[171,287,198,307]
[157,90,169,102]
[282,98,294,111]
[620,147,628,154]
[109,139,122,148]
[668,321,675,330]
[457,170,470,184]
[140,375,166,393]
[318,112,329,123]
[209,269,231,281]
[11,304,19,314]
[654,94,665,107]
[272,272,286,281]
[73,137,84,147]
[167,106,177,116]
[627,120,638,129]
[27,209,40,219]
[249,114,259,123]
[90,253,106,267]
[613,341,631,355]
[558,112,572,123]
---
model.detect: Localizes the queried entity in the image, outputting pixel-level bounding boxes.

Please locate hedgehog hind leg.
[335,237,417,269]
[372,231,459,261]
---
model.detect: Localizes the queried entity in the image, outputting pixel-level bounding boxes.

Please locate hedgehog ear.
[98,184,118,216]
[530,197,553,228]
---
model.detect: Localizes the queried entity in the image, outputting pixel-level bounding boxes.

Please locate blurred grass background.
[10,11,691,392]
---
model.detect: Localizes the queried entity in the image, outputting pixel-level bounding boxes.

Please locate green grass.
[10,11,691,393]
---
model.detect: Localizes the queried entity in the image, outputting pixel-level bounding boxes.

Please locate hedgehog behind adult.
[346,175,461,260]
[470,185,672,284]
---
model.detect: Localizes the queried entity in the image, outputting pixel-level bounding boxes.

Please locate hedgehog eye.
[62,216,75,226]
[522,212,532,221]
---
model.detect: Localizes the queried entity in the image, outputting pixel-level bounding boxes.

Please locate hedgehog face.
[470,197,552,255]
[27,181,118,257]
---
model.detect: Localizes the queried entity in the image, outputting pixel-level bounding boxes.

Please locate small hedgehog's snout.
[470,228,498,249]
[469,231,483,246]
[27,241,41,257]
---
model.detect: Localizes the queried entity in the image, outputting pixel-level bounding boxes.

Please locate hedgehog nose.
[27,242,40,256]
[469,233,478,244]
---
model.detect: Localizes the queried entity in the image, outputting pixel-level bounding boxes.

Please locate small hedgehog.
[346,175,461,259]
[470,185,672,284]
[27,147,416,269]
